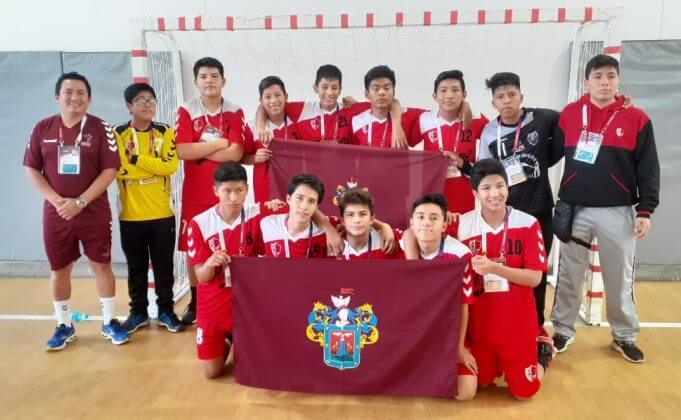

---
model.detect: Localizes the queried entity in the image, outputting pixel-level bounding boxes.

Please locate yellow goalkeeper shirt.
[114,121,178,221]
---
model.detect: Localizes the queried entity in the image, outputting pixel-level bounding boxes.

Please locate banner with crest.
[230,257,464,397]
[267,140,449,228]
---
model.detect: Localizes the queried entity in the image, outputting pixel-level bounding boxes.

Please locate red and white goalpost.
[129,7,622,323]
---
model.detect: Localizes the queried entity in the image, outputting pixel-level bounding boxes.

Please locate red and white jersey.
[456,207,547,344]
[259,213,330,258]
[243,118,300,203]
[410,110,489,214]
[175,97,245,207]
[284,101,370,143]
[340,228,404,260]
[349,108,422,148]
[187,203,267,287]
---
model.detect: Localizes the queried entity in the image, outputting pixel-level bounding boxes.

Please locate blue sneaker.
[157,312,186,333]
[121,313,150,334]
[45,324,77,351]
[101,319,131,345]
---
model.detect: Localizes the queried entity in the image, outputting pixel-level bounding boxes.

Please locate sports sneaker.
[537,335,556,370]
[121,313,150,334]
[552,333,575,353]
[45,324,77,351]
[612,340,645,363]
[157,312,185,333]
[101,319,131,345]
[180,302,196,325]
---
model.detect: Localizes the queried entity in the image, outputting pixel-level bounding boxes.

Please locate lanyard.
[367,115,390,147]
[435,112,462,152]
[284,219,314,258]
[58,116,87,147]
[320,105,339,142]
[496,118,522,159]
[129,122,154,155]
[217,208,246,256]
[343,231,373,260]
[200,98,224,135]
[481,208,510,263]
[582,104,619,135]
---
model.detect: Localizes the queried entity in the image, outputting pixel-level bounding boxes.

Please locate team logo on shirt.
[208,237,220,252]
[527,130,539,146]
[428,130,437,143]
[193,119,204,132]
[616,127,625,137]
[468,239,481,255]
[332,177,369,207]
[310,118,319,130]
[306,288,379,370]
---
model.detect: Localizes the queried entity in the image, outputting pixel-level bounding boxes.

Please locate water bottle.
[70,311,90,322]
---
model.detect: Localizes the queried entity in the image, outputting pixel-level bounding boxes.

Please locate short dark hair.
[193,57,225,79]
[364,65,396,90]
[339,189,375,217]
[434,70,466,93]
[287,173,325,203]
[315,64,342,87]
[471,159,508,190]
[214,162,248,185]
[485,72,521,94]
[411,194,447,218]
[585,54,619,79]
[55,72,91,98]
[258,76,287,98]
[124,83,156,104]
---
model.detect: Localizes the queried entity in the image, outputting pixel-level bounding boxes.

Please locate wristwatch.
[75,197,88,209]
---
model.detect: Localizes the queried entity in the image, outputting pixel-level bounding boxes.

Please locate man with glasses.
[114,83,184,334]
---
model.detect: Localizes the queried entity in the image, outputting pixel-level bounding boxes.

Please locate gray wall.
[621,40,681,267]
[0,52,132,265]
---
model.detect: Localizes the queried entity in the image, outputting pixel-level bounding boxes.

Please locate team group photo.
[1,1,679,419]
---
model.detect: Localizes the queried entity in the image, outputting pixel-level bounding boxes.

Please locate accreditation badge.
[574,131,603,165]
[446,162,461,178]
[57,145,81,175]
[483,273,510,293]
[224,266,232,288]
[501,155,527,186]
[200,125,221,142]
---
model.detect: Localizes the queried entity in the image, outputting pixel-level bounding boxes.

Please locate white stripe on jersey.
[420,236,471,260]
[192,203,262,241]
[341,228,383,258]
[260,213,324,243]
[296,101,344,123]
[246,118,285,135]
[178,97,242,120]
[351,109,388,134]
[457,207,537,242]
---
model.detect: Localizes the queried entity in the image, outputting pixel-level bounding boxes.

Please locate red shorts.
[196,282,233,361]
[43,219,112,270]
[469,339,540,399]
[179,203,212,251]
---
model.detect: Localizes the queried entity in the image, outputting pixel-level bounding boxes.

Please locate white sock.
[53,300,72,327]
[99,297,115,325]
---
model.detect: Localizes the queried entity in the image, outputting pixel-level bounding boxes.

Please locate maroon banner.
[268,140,449,228]
[231,258,463,397]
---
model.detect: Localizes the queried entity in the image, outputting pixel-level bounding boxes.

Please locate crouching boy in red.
[456,158,554,400]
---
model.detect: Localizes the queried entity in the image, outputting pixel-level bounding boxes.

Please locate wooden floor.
[1,278,680,420]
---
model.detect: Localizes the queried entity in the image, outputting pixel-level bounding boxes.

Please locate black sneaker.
[537,335,556,370]
[158,312,186,333]
[552,333,575,353]
[612,340,645,363]
[180,302,196,325]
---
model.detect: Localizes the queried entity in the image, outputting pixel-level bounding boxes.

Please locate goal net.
[131,8,622,300]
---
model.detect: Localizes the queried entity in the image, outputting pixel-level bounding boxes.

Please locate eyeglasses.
[134,98,158,106]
